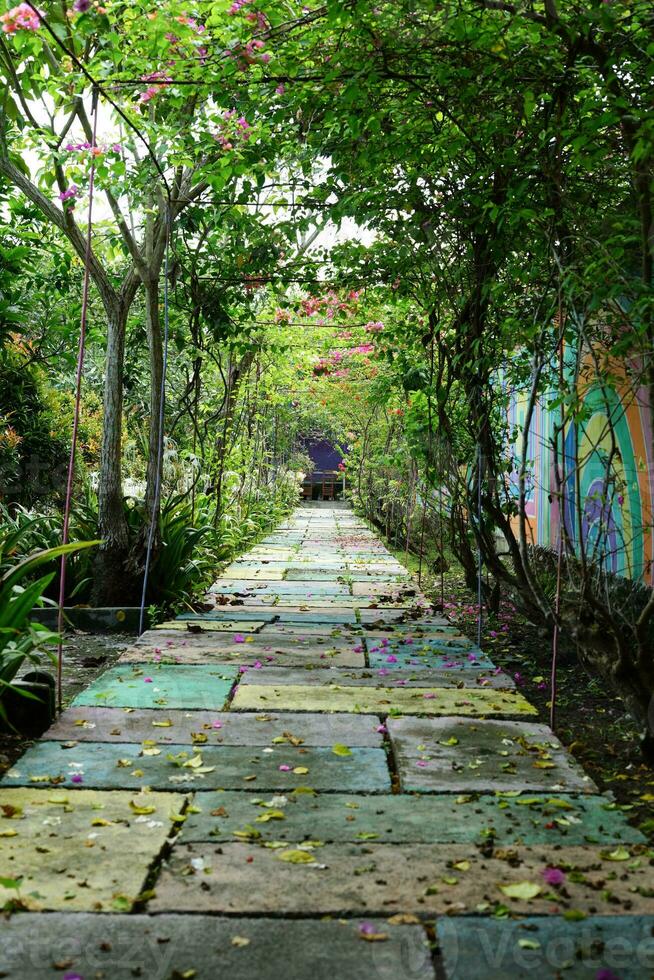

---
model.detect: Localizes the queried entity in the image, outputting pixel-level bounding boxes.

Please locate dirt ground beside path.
[413,556,654,844]
[0,633,127,777]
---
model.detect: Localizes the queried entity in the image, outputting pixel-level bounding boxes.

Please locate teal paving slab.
[369,648,495,670]
[72,664,238,710]
[1,741,391,792]
[388,716,597,794]
[0,913,432,980]
[238,666,515,689]
[181,790,640,846]
[43,708,384,746]
[359,610,443,625]
[436,916,654,979]
[270,610,358,624]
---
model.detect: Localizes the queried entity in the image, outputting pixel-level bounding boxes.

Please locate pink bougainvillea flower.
[416,760,428,768]
[375,724,387,734]
[252,660,263,669]
[58,185,78,203]
[541,867,566,886]
[143,677,153,683]
[278,764,291,772]
[73,0,92,11]
[377,668,390,676]
[358,921,377,936]
[233,634,246,643]
[212,720,223,729]
[238,665,248,673]
[275,83,285,95]
[423,693,435,699]
[1,3,42,33]
[71,774,83,784]
[386,654,398,663]
[63,973,85,980]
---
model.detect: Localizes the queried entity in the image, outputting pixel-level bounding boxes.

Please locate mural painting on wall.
[508,350,653,586]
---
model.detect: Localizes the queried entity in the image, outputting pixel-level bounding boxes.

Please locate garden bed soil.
[0,633,127,777]
[410,554,654,844]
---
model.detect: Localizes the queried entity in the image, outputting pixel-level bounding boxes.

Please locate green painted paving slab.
[43,708,384,746]
[72,664,238,710]
[0,788,185,911]
[150,841,654,915]
[231,684,537,717]
[238,666,514,689]
[181,790,642,846]
[437,916,654,979]
[388,716,597,794]
[0,914,433,980]
[2,742,391,792]
[359,610,444,625]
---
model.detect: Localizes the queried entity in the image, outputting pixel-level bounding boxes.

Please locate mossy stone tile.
[219,567,286,580]
[437,916,654,979]
[150,841,654,915]
[286,569,409,582]
[72,665,238,710]
[2,742,390,792]
[119,645,366,668]
[212,582,351,596]
[231,684,537,717]
[159,617,268,630]
[0,914,432,980]
[42,708,384,746]
[0,788,185,911]
[388,716,597,793]
[182,790,641,846]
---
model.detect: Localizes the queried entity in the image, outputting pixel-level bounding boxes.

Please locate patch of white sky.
[19,92,376,274]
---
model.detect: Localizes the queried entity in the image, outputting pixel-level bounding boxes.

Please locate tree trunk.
[92,300,134,604]
[144,279,164,529]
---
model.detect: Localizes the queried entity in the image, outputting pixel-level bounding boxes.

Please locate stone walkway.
[1,505,652,978]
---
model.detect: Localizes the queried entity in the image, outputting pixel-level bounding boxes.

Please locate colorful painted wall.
[507,353,654,585]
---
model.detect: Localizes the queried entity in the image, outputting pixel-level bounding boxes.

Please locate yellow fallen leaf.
[276,849,316,864]
[332,743,352,757]
[130,799,156,815]
[499,881,542,900]
[293,766,309,775]
[152,720,173,728]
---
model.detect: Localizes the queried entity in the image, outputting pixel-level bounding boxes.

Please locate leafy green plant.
[0,538,98,717]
